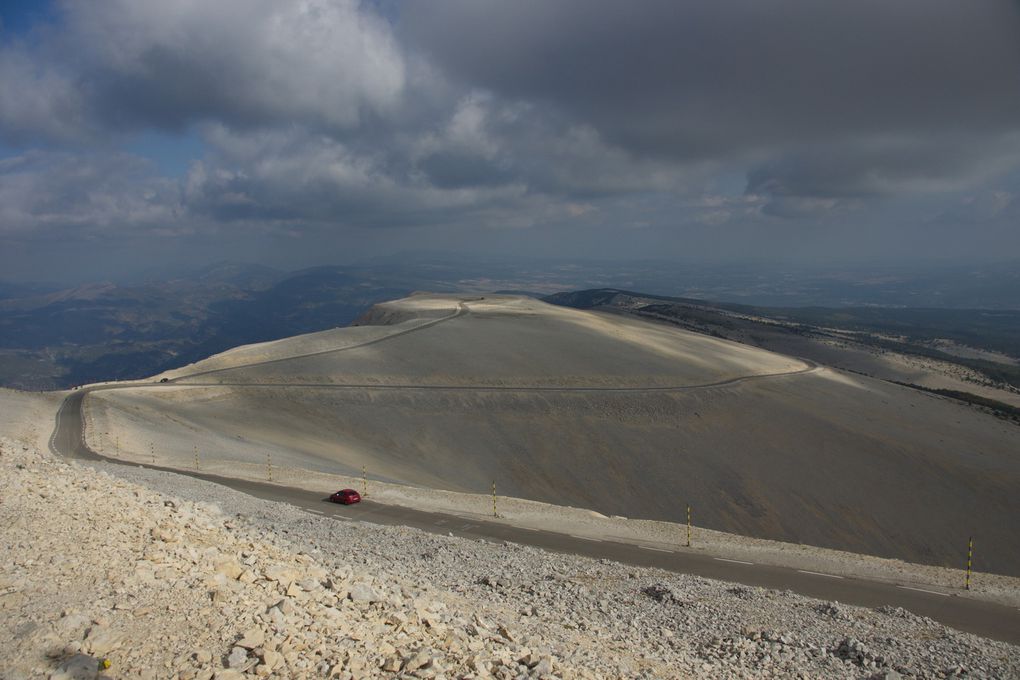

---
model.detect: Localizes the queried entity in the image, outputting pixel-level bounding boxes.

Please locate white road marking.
[460,524,479,530]
[897,585,949,597]
[569,534,602,542]
[797,569,844,579]
[714,557,754,565]
[639,546,673,553]
[306,509,324,515]
[518,527,539,531]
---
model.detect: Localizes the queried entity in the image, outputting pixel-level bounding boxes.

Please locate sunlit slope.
[174,295,806,387]
[157,296,462,380]
[91,294,1020,575]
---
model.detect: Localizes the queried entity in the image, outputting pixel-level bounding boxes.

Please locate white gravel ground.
[2,383,1019,678]
[7,437,1018,679]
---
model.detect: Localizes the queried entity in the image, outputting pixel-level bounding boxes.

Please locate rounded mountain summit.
[93,294,1020,575]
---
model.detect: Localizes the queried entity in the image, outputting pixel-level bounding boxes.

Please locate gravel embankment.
[3,436,1017,679]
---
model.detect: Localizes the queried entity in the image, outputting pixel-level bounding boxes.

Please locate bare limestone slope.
[173,295,805,387]
[87,294,1020,575]
[3,437,1018,679]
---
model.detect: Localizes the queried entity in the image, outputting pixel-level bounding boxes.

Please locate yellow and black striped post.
[267,452,273,482]
[492,480,498,518]
[362,464,368,497]
[965,536,973,590]
[686,504,692,547]
[194,445,199,470]
[149,442,154,464]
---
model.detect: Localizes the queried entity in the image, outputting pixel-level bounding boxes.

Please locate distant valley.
[0,264,412,389]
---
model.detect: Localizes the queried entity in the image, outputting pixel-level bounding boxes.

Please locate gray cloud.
[6,0,1020,204]
[745,134,1020,217]
[0,0,405,143]
[406,0,1020,205]
[0,150,182,236]
[406,1,1020,156]
[0,42,94,144]
[932,189,1020,227]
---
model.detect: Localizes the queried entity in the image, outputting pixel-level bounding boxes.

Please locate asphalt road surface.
[49,388,1020,645]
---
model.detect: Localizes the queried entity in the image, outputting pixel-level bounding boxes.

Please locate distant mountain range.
[545,288,1020,361]
[1,259,1018,390]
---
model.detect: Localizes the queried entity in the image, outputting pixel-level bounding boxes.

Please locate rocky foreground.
[1,438,1017,679]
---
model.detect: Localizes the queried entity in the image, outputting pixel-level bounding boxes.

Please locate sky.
[1,0,1019,283]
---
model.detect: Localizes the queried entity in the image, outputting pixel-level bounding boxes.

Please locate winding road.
[46,301,1020,645]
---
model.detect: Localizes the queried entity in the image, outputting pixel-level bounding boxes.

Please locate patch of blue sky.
[0,0,57,36]
[126,130,205,176]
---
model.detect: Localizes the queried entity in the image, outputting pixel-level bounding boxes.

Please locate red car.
[329,489,362,505]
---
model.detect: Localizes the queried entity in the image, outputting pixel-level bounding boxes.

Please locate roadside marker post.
[194,445,199,470]
[363,465,368,497]
[267,453,273,482]
[149,442,155,464]
[966,537,973,590]
[492,480,498,518]
[686,504,692,548]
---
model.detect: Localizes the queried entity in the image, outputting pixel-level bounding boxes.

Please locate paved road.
[51,389,1020,645]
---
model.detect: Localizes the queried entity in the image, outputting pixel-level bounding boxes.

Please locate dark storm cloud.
[405,0,1020,201]
[745,134,1020,216]
[406,0,1020,154]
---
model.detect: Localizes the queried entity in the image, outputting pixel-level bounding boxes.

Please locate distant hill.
[546,287,1020,356]
[545,288,1020,409]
